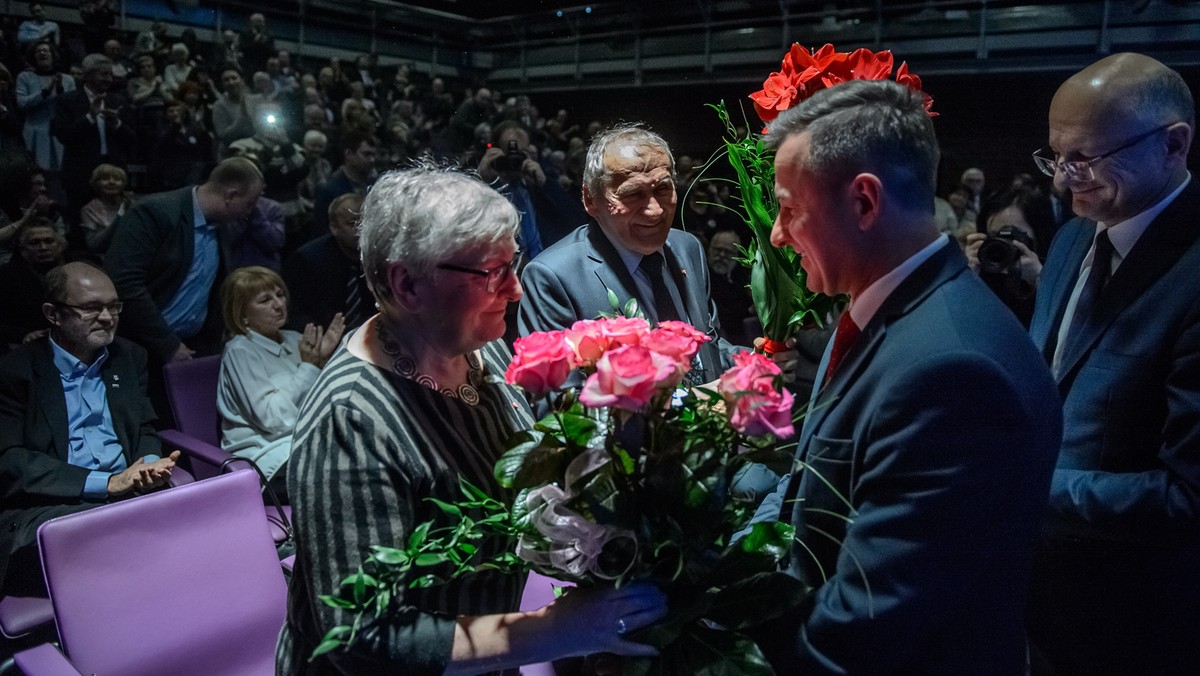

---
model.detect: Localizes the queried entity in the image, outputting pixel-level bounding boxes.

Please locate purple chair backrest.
[37,470,287,676]
[163,354,222,446]
[518,571,575,676]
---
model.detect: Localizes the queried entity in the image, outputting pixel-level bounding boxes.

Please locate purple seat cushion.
[0,595,54,638]
[36,470,287,676]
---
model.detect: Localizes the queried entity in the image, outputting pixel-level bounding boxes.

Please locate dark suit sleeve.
[50,92,92,147]
[1047,312,1200,537]
[517,257,581,336]
[0,354,90,503]
[105,202,182,363]
[776,355,1058,673]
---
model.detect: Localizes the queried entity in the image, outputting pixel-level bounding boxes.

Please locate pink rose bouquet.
[322,321,805,674]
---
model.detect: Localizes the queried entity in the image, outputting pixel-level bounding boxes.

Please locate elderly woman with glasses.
[278,165,665,675]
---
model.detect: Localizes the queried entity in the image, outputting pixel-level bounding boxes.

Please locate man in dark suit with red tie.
[1026,53,1200,676]
[746,79,1061,674]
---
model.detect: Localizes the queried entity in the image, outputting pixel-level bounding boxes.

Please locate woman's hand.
[318,313,345,363]
[299,323,324,366]
[541,582,668,659]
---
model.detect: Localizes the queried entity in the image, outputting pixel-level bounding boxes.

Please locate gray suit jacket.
[517,223,741,383]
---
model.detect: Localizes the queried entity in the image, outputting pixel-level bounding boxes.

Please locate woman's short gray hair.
[359,164,521,302]
[582,123,675,201]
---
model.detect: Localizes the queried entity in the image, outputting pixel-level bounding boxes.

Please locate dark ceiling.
[390,0,627,22]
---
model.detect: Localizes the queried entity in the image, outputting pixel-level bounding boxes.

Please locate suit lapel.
[586,224,645,318]
[32,344,71,462]
[1033,223,1095,361]
[1055,181,1200,381]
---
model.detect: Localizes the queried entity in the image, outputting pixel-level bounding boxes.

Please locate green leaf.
[607,287,622,313]
[559,412,598,447]
[407,521,431,552]
[660,624,776,676]
[706,571,809,631]
[493,430,543,489]
[310,638,345,660]
[623,297,642,319]
[369,546,411,566]
[739,520,795,562]
[426,497,462,517]
[317,594,356,609]
[414,552,447,567]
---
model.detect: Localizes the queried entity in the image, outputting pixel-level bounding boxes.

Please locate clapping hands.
[299,313,346,367]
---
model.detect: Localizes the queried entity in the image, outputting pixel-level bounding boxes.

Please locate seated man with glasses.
[1025,53,1199,676]
[0,261,181,598]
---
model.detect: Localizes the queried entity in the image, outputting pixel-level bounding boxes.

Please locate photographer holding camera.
[477,120,581,260]
[964,186,1056,325]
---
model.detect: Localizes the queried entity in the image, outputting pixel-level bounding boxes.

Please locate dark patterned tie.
[345,266,365,327]
[1064,229,1114,351]
[638,252,681,323]
[823,311,862,385]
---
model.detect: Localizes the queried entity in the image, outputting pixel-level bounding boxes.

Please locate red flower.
[748,43,935,129]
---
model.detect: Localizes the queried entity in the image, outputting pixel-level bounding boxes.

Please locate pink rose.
[580,344,681,411]
[718,352,796,438]
[641,328,703,378]
[601,317,651,347]
[506,331,575,395]
[567,319,611,366]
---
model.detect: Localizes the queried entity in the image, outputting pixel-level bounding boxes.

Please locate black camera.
[491,139,527,173]
[977,225,1036,277]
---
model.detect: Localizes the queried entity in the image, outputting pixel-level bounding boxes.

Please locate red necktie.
[824,311,862,385]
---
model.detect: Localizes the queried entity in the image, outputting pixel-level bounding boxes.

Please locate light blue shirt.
[161,187,218,339]
[50,337,126,500]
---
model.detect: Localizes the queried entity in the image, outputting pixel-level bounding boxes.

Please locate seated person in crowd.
[279,165,665,674]
[0,262,180,597]
[310,128,377,238]
[283,192,371,331]
[0,166,65,266]
[964,186,1055,326]
[217,266,342,502]
[79,162,134,255]
[212,68,258,158]
[0,218,66,347]
[105,157,264,365]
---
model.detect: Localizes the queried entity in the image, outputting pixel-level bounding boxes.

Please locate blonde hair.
[220,266,288,338]
[89,163,127,193]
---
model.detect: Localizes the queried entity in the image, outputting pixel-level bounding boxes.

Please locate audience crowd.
[4,5,1194,676]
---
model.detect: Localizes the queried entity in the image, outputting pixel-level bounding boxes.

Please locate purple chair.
[12,470,287,676]
[518,571,575,676]
[159,354,229,480]
[160,355,291,543]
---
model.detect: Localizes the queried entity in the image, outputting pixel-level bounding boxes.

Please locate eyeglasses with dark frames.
[436,251,523,293]
[54,301,124,321]
[1032,123,1174,181]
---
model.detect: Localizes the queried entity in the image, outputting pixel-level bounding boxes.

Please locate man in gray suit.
[517,123,744,384]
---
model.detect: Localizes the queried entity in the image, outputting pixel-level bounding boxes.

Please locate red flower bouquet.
[705,43,934,353]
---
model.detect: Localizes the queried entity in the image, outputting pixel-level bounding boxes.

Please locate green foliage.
[700,101,842,340]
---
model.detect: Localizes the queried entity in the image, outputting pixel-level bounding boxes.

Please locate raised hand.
[318,313,345,363]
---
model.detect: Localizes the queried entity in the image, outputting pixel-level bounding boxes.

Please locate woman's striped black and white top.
[276,338,534,676]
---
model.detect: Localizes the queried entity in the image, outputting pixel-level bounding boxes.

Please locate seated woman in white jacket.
[217,266,344,500]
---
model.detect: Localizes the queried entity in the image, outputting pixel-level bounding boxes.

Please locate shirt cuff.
[83,471,113,500]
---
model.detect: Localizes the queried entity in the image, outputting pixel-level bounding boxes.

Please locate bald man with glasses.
[1026,53,1199,676]
[0,262,180,598]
